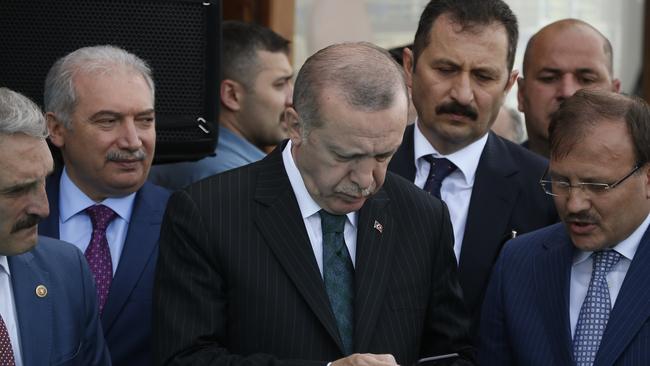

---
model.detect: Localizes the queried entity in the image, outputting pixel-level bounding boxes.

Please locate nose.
[564,185,591,214]
[117,119,143,150]
[29,182,50,219]
[556,74,581,101]
[349,159,377,193]
[449,73,474,106]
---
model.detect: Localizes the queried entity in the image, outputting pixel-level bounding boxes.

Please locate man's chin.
[4,228,38,255]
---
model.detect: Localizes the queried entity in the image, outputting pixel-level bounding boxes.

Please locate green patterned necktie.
[319,209,354,355]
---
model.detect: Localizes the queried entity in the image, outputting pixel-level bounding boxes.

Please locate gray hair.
[0,87,48,138]
[44,45,154,128]
[293,42,408,135]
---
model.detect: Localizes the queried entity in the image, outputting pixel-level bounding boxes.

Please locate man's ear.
[46,112,66,148]
[516,76,526,113]
[402,47,415,88]
[221,79,244,112]
[285,107,303,146]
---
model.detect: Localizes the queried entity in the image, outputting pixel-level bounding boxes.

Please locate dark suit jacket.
[388,126,557,321]
[11,236,110,365]
[479,223,650,365]
[153,145,475,365]
[39,171,171,366]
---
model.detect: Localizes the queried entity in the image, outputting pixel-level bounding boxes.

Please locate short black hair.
[222,21,290,88]
[412,0,518,72]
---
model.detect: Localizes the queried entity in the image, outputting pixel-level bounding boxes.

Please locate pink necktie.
[85,204,117,314]
[0,315,15,366]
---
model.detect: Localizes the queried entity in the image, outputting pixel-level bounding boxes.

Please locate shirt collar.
[218,125,266,161]
[60,167,137,223]
[573,212,650,265]
[282,140,357,227]
[413,120,488,185]
[0,256,9,276]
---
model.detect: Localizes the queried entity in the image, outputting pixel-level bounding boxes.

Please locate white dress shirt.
[569,213,650,338]
[412,121,488,262]
[58,168,136,274]
[282,140,358,276]
[0,256,23,366]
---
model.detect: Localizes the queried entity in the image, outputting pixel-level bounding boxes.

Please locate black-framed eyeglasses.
[539,164,642,197]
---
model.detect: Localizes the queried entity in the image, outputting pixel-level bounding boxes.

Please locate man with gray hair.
[154,42,474,365]
[0,87,110,365]
[39,45,171,366]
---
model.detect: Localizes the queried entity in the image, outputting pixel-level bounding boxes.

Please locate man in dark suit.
[388,0,557,328]
[39,45,171,366]
[154,42,474,365]
[0,87,110,365]
[479,90,650,365]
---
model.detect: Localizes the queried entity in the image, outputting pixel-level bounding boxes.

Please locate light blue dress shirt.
[58,168,136,274]
[148,125,267,190]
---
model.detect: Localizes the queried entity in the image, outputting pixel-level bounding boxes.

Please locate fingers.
[332,353,398,366]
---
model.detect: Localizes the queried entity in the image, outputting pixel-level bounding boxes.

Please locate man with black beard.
[388,0,557,337]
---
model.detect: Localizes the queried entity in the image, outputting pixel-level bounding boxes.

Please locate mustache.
[11,214,41,233]
[336,181,378,198]
[106,149,146,162]
[564,212,599,224]
[436,101,478,121]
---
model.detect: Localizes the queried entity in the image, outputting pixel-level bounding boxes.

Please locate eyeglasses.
[539,164,642,197]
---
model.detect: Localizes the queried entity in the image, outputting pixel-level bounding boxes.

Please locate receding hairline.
[522,19,614,76]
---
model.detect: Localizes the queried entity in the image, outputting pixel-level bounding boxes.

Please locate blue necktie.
[422,155,456,199]
[319,209,354,355]
[573,250,622,366]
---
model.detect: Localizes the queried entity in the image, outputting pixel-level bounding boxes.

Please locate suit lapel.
[387,124,416,181]
[101,183,162,332]
[354,188,394,351]
[458,134,520,309]
[596,226,650,366]
[39,170,62,238]
[253,148,343,352]
[10,252,52,366]
[536,228,574,365]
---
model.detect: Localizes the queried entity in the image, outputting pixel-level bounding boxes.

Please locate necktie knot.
[86,204,117,232]
[319,210,346,234]
[592,250,622,278]
[423,155,457,199]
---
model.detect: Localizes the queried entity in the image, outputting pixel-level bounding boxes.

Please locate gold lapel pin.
[35,285,47,298]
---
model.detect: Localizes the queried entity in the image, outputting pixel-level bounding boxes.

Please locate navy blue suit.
[479,223,650,365]
[39,171,170,366]
[388,127,558,325]
[11,236,110,365]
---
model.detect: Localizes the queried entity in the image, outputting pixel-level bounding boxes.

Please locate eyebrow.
[88,108,155,120]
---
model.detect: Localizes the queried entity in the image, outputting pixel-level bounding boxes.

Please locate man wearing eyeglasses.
[479,89,650,365]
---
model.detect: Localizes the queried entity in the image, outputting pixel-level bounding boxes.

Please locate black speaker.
[0,0,221,164]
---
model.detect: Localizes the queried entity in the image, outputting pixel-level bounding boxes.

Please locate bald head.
[522,19,613,77]
[517,18,620,158]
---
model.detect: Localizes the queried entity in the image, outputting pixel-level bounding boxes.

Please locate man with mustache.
[0,87,110,365]
[39,45,171,366]
[388,0,557,336]
[154,42,475,365]
[480,90,650,365]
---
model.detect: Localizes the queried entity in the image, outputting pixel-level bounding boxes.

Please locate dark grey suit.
[153,144,475,365]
